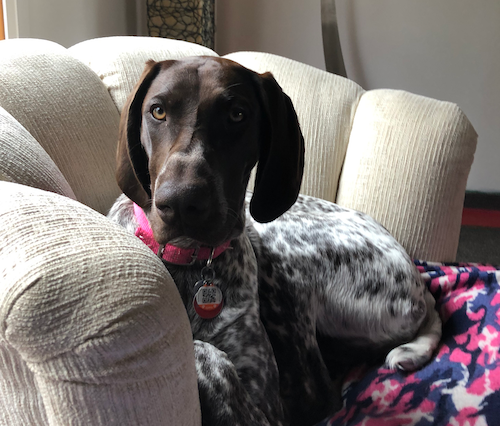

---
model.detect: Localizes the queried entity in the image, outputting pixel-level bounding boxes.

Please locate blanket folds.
[318,261,500,426]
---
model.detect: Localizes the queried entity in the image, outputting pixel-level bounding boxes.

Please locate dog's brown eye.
[229,107,245,123]
[151,105,166,121]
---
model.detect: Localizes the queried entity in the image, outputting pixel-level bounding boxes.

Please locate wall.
[215,0,325,70]
[336,0,500,193]
[14,0,146,47]
[216,0,500,192]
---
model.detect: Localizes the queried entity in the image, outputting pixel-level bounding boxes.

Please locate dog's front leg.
[257,273,343,426]
[194,340,275,426]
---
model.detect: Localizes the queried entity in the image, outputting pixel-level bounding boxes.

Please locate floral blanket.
[317,261,500,426]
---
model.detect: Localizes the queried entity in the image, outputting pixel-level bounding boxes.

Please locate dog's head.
[117,56,304,247]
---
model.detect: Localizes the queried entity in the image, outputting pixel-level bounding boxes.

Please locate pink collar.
[133,203,231,265]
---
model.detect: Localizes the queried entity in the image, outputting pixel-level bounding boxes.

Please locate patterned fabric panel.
[317,261,500,426]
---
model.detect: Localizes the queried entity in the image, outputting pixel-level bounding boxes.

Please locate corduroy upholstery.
[337,90,477,260]
[0,36,477,425]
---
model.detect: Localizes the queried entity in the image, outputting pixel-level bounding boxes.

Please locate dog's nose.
[155,184,211,226]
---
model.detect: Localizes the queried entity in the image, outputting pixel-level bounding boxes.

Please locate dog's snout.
[155,184,211,226]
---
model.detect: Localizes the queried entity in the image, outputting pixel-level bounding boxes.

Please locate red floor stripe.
[462,208,500,227]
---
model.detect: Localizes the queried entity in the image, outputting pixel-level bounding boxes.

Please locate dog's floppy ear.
[116,60,164,208]
[250,72,305,223]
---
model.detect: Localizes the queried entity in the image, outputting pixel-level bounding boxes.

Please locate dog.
[108,56,442,426]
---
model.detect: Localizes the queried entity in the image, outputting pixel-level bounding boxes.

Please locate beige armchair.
[0,36,476,425]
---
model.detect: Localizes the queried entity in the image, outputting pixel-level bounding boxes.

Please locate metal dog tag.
[192,253,224,319]
[193,283,223,319]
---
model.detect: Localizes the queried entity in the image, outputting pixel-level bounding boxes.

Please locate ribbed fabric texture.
[0,39,121,214]
[0,106,75,199]
[337,90,477,261]
[224,51,365,203]
[0,183,201,426]
[69,36,218,113]
[0,342,48,425]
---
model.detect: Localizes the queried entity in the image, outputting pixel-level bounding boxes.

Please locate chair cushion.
[0,38,121,214]
[69,36,218,113]
[0,106,75,199]
[224,51,365,203]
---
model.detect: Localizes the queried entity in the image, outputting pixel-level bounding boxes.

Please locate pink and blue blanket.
[317,261,500,425]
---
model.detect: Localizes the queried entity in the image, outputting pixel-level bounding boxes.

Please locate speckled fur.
[109,192,442,426]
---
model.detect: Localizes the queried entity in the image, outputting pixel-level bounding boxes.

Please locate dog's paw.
[385,340,435,371]
[386,293,442,371]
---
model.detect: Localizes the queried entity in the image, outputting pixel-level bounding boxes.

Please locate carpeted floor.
[456,192,500,265]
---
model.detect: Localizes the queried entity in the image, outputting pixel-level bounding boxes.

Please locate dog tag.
[193,283,223,319]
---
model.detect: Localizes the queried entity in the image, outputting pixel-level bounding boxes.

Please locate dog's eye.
[229,107,245,123]
[151,105,167,121]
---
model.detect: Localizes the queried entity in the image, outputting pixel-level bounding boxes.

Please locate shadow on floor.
[455,191,500,265]
[456,226,500,265]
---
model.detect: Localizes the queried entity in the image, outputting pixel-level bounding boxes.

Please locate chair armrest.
[337,89,477,261]
[0,183,201,426]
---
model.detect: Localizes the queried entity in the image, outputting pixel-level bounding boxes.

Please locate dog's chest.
[166,234,260,340]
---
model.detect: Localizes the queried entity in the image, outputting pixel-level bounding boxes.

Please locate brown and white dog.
[108,56,442,426]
